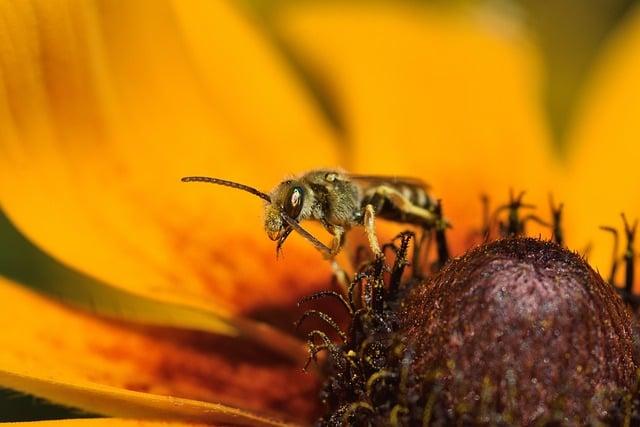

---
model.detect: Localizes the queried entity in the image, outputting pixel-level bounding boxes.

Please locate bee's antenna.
[181,176,271,203]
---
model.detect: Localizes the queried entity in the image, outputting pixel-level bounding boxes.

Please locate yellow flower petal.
[0,370,293,426]
[0,0,338,316]
[563,5,640,281]
[277,2,557,251]
[171,0,334,152]
[0,276,319,422]
[6,421,206,427]
[0,208,310,363]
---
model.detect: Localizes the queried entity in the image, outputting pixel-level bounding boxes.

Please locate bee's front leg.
[363,204,382,257]
[319,220,351,292]
[324,224,346,258]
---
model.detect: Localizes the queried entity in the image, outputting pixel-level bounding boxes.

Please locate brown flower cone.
[401,238,640,425]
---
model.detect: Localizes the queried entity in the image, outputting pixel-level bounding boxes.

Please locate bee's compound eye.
[285,186,304,219]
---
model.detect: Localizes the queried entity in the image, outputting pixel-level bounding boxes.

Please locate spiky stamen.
[298,291,354,315]
[549,194,564,246]
[295,310,348,343]
[601,213,640,307]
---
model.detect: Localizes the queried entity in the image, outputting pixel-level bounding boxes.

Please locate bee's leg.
[323,224,346,257]
[280,214,333,258]
[370,185,437,224]
[364,204,382,256]
[323,224,350,293]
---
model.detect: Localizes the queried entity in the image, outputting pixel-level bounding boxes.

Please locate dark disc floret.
[303,236,640,426]
[400,237,640,425]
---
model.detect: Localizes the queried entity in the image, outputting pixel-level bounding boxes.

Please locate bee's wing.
[346,174,431,190]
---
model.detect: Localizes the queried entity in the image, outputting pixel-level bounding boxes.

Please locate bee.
[181,170,449,264]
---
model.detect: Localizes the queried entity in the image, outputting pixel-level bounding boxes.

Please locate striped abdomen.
[361,182,435,226]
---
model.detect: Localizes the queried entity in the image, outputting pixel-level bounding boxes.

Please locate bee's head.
[265,180,307,241]
[181,175,317,253]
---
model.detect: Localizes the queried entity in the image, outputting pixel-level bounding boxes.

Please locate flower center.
[401,237,640,425]
[299,236,640,425]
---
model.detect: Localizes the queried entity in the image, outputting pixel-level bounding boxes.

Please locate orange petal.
[0,371,294,427]
[563,5,640,281]
[0,208,309,362]
[276,2,557,251]
[0,276,319,422]
[0,0,339,317]
[5,422,207,427]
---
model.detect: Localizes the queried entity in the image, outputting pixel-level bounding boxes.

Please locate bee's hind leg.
[369,185,437,224]
[367,186,453,270]
[364,204,382,257]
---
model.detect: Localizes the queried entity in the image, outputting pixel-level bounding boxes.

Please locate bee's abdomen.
[361,183,434,225]
[397,184,432,210]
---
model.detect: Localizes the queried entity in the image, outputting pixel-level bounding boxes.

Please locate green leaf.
[0,387,98,422]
